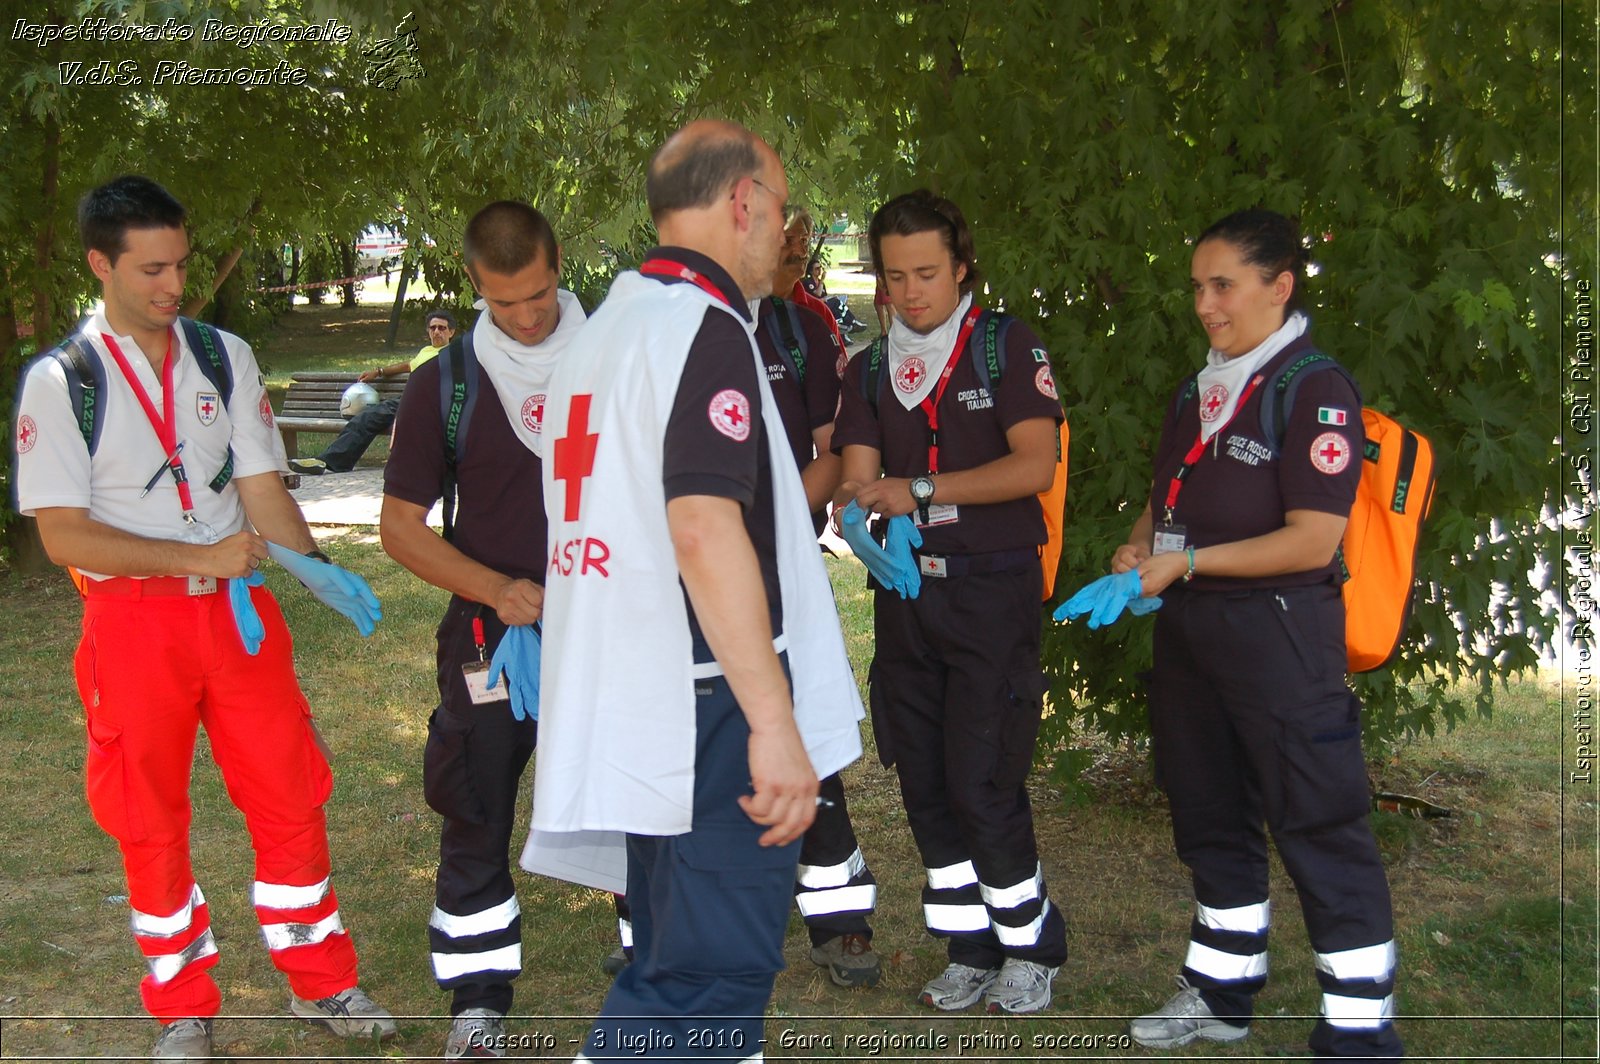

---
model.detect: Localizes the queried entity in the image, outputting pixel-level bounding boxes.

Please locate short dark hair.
[1197,208,1310,311]
[425,309,457,330]
[78,175,187,263]
[868,190,981,295]
[463,201,559,280]
[646,129,760,222]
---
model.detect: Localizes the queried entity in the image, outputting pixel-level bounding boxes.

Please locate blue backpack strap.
[1260,349,1360,456]
[861,336,887,413]
[49,332,106,455]
[178,318,239,494]
[1172,372,1200,420]
[436,332,478,542]
[969,308,1012,393]
[762,297,808,385]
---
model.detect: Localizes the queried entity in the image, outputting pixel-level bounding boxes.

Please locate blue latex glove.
[266,542,383,637]
[884,512,923,582]
[838,501,921,599]
[1054,570,1162,628]
[229,569,266,655]
[486,623,541,721]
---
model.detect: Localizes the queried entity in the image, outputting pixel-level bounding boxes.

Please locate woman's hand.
[1111,542,1150,574]
[1136,549,1191,598]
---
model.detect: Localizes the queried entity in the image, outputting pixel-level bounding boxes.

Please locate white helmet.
[340,382,380,418]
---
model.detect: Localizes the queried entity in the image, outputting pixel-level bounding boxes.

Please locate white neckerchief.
[886,293,974,410]
[1193,311,1308,441]
[471,289,587,458]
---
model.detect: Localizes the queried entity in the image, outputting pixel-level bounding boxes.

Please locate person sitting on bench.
[289,310,455,475]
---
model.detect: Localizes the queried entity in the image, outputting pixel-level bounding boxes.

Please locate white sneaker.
[919,962,999,1011]
[983,958,1059,1014]
[289,985,398,1039]
[1129,977,1251,1048]
[444,1007,506,1059]
[152,1017,212,1060]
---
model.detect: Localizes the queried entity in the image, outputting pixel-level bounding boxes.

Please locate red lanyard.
[1162,373,1263,524]
[639,258,734,309]
[915,305,982,474]
[101,330,195,514]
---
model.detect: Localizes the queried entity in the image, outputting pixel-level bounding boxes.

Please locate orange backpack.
[1266,354,1438,672]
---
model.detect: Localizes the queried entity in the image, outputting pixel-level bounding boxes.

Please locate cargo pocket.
[298,697,335,808]
[992,668,1048,790]
[423,708,487,824]
[867,661,896,769]
[83,714,148,844]
[664,827,797,976]
[1268,588,1331,684]
[1270,692,1372,833]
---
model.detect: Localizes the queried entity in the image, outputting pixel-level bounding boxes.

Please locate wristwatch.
[909,475,936,525]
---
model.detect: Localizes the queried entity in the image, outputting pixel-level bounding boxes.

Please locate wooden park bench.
[276,371,409,458]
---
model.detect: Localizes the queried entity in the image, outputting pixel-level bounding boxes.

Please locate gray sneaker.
[1129,977,1251,1048]
[983,958,1059,1014]
[919,962,999,1011]
[810,933,882,988]
[444,1007,506,1059]
[600,945,633,977]
[152,1017,212,1060]
[289,985,399,1039]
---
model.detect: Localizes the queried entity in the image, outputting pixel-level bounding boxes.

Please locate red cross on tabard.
[531,399,544,423]
[1319,439,1345,465]
[553,394,599,521]
[1203,393,1224,417]
[200,397,215,418]
[903,364,923,386]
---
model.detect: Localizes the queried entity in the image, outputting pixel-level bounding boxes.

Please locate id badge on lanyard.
[461,614,510,705]
[102,329,219,543]
[1158,373,1264,555]
[911,306,982,530]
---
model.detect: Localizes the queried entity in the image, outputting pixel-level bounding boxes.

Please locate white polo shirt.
[15,311,288,575]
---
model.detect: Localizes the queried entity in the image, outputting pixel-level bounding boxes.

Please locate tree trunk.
[31,110,60,346]
[4,515,53,574]
[338,239,357,308]
[386,258,414,349]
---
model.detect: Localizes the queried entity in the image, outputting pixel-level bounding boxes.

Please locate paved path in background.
[289,465,853,555]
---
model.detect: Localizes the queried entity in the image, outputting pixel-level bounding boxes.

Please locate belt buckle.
[187,575,218,596]
[917,555,948,578]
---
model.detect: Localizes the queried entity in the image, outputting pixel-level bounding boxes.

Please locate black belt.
[915,548,1037,578]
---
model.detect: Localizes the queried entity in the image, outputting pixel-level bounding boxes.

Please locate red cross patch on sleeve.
[1309,431,1352,475]
[708,389,752,442]
[16,415,37,453]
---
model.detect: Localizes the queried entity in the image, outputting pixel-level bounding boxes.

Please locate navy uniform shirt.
[754,297,844,476]
[1148,333,1362,591]
[652,247,783,655]
[833,312,1064,554]
[386,346,548,582]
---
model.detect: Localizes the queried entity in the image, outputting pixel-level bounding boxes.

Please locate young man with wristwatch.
[832,189,1068,1015]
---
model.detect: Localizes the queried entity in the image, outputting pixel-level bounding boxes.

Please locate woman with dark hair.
[1113,208,1402,1058]
[831,189,1068,1014]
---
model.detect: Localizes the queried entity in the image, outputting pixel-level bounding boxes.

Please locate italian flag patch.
[1318,407,1349,426]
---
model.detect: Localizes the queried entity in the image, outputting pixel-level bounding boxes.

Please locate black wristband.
[306,549,331,564]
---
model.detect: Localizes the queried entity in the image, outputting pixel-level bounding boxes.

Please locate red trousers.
[73,581,359,1020]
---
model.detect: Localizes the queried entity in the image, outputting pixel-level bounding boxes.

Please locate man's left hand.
[738,723,817,847]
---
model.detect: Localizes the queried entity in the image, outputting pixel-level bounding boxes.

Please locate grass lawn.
[0,540,1592,1060]
[1,304,1592,1059]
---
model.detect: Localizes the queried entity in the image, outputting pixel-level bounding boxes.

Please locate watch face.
[911,477,933,501]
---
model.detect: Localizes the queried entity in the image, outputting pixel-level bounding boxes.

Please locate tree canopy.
[3,0,1592,756]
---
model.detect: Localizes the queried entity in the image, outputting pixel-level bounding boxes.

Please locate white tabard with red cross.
[527,270,863,859]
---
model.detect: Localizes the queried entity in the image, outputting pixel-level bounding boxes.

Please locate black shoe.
[288,458,327,476]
